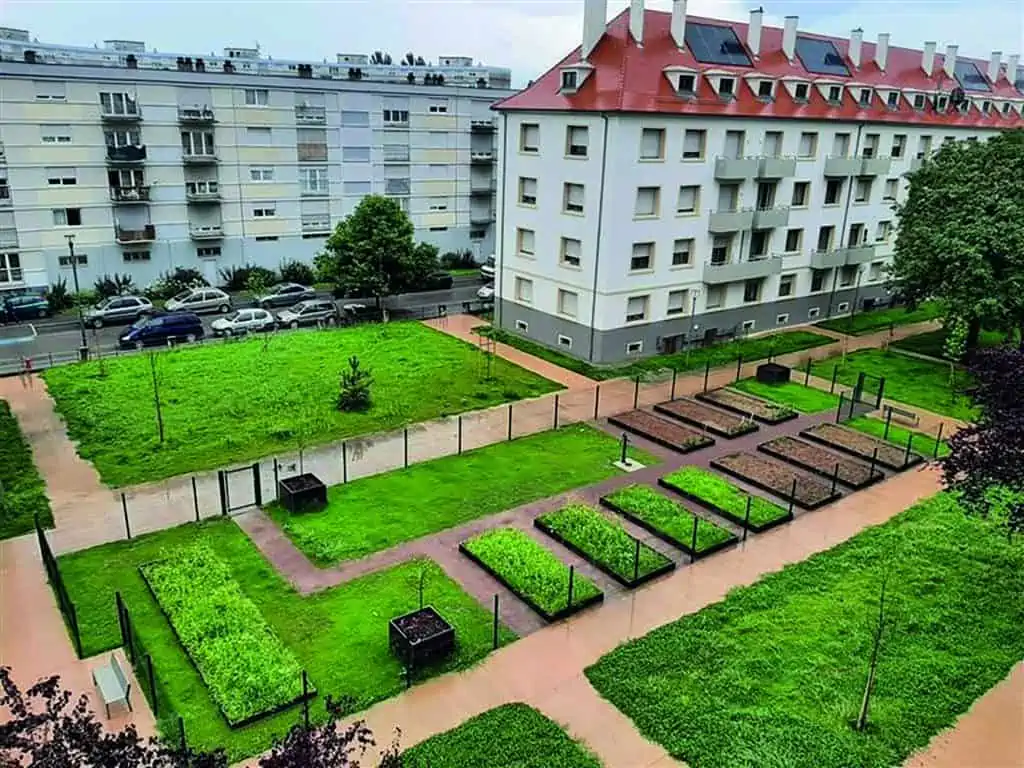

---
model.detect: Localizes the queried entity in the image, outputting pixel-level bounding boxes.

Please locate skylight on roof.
[954,60,991,92]
[794,36,851,77]
[684,23,752,67]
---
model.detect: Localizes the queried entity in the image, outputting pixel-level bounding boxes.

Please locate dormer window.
[858,88,872,107]
[956,100,970,114]
[718,77,736,99]
[885,91,900,109]
[1003,101,1014,116]
[678,73,696,95]
[935,94,949,112]
[794,83,810,102]
[912,93,926,111]
[980,100,992,114]
[756,80,774,100]
[827,85,843,104]
[561,70,578,91]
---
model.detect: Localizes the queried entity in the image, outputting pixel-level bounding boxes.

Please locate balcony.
[295,105,327,124]
[186,183,220,202]
[823,155,861,176]
[0,185,10,207]
[471,119,497,132]
[714,156,759,180]
[859,155,893,176]
[182,150,218,165]
[909,156,926,172]
[115,224,156,244]
[109,186,151,204]
[708,207,754,233]
[809,248,849,269]
[382,152,410,164]
[107,145,147,164]
[703,255,782,284]
[756,156,797,179]
[178,106,215,124]
[470,210,496,224]
[470,179,497,194]
[752,206,791,229]
[301,220,331,235]
[297,142,328,162]
[843,243,878,264]
[189,224,223,240]
[100,108,142,123]
[470,151,495,164]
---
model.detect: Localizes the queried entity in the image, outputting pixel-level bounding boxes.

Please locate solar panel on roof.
[684,22,752,67]
[953,60,991,92]
[794,36,851,77]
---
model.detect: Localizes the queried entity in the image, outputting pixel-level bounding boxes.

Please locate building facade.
[0,28,513,290]
[493,1,1024,364]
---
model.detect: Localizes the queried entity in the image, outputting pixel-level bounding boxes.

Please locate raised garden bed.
[653,397,758,439]
[460,528,603,622]
[710,452,841,510]
[600,484,736,558]
[800,423,924,471]
[758,436,885,489]
[658,466,791,533]
[696,388,797,425]
[388,606,455,670]
[608,410,715,453]
[278,472,327,513]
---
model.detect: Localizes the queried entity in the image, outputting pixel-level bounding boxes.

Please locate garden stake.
[507,404,513,441]
[492,594,499,650]
[743,496,752,541]
[788,478,797,517]
[904,433,913,466]
[302,671,310,728]
[633,538,640,582]
[593,384,601,419]
[342,441,348,483]
[870,446,879,479]
[690,515,699,563]
[403,428,409,467]
[146,655,157,716]
[191,476,199,522]
[735,355,743,382]
[703,360,711,392]
[830,365,839,393]
[633,377,640,409]
[831,463,840,495]
[670,368,678,400]
[883,407,893,440]
[121,493,131,540]
[567,565,575,608]
[934,423,944,458]
[457,415,463,455]
[178,717,186,751]
[553,394,559,429]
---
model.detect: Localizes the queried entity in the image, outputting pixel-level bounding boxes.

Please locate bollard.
[121,493,132,539]
[342,441,348,483]
[191,476,199,522]
[492,594,500,650]
[703,359,711,392]
[788,478,797,517]
[743,496,752,541]
[404,428,409,467]
[633,377,640,409]
[934,423,944,459]
[567,565,575,608]
[690,515,699,563]
[457,415,463,455]
[507,404,513,440]
[553,394,560,430]
[671,368,678,401]
[593,384,601,419]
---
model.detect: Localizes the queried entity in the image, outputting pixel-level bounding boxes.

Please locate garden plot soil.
[393,609,450,641]
[711,452,839,509]
[653,397,758,438]
[759,436,884,488]
[608,410,713,453]
[697,388,794,424]
[801,423,922,470]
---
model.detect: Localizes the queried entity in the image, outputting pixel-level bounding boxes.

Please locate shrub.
[278,259,316,285]
[218,264,278,292]
[146,267,208,301]
[93,273,136,299]
[440,249,475,270]
[45,279,73,312]
[0,400,53,539]
[338,355,373,411]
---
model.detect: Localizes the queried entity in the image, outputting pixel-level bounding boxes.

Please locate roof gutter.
[587,113,611,363]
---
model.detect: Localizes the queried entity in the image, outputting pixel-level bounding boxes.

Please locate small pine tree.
[338,355,373,412]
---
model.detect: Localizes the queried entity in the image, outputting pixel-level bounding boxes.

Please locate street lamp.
[684,287,703,367]
[65,234,89,354]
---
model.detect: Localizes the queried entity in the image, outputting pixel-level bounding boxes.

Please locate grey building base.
[496,285,891,366]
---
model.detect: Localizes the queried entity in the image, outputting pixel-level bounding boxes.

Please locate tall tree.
[891,129,1024,348]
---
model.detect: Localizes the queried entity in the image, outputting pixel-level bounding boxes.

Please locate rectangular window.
[557,289,579,318]
[625,341,644,355]
[832,133,851,157]
[811,270,828,292]
[343,181,371,195]
[718,77,736,97]
[105,129,141,149]
[743,279,762,303]
[777,313,790,325]
[808,306,821,319]
[99,92,138,116]
[0,253,23,283]
[824,179,843,205]
[181,130,215,155]
[756,181,777,210]
[252,205,277,218]
[849,223,867,245]
[427,100,449,113]
[41,125,72,144]
[557,335,573,349]
[891,134,907,158]
[46,167,77,185]
[749,230,770,257]
[630,242,654,271]
[514,276,533,303]
[342,146,371,163]
[828,85,843,104]
[839,266,857,287]
[798,132,817,158]
[791,181,809,207]
[197,246,222,259]
[778,274,795,297]
[382,144,409,162]
[757,80,774,99]
[862,133,880,158]
[682,129,706,159]
[58,254,88,267]
[382,109,410,125]
[123,250,151,263]
[35,81,66,101]
[676,185,699,215]
[300,167,329,194]
[561,70,578,90]
[385,179,410,196]
[249,166,274,182]
[560,237,582,268]
[244,88,269,106]
[340,110,370,127]
[52,208,82,226]
[711,235,732,264]
[854,177,872,203]
[245,127,272,145]
[520,123,540,153]
[566,125,589,157]
[563,182,585,214]
[518,177,537,206]
[705,285,725,309]
[917,136,933,158]
[876,220,893,241]
[516,228,535,256]
[515,319,529,332]
[640,128,665,160]
[883,179,899,200]
[816,225,835,251]
[724,130,745,158]
[912,93,927,111]
[763,131,783,158]
[667,289,687,316]
[672,238,693,267]
[868,261,883,281]
[634,187,660,217]
[784,228,802,253]
[625,295,649,323]
[858,88,873,107]
[794,82,810,101]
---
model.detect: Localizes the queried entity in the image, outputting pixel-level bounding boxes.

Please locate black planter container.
[756,362,791,384]
[389,606,455,669]
[278,473,327,513]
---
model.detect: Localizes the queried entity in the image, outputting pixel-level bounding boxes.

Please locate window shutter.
[678,186,696,211]
[683,131,702,155]
[640,129,661,158]
[567,184,584,207]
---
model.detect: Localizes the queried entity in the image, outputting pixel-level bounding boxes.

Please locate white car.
[479,255,496,281]
[210,308,276,336]
[477,284,495,300]
[165,287,233,314]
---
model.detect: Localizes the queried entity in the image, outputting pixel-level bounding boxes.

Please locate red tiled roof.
[494,9,1024,129]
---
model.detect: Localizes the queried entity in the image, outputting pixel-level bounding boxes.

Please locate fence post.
[633,377,640,409]
[835,392,845,424]
[217,471,228,516]
[830,365,839,393]
[670,368,678,401]
[146,654,158,716]
[68,602,82,658]
[848,391,856,420]
[904,433,914,466]
[457,415,463,455]
[115,591,126,646]
[404,428,409,468]
[735,355,743,382]
[178,717,186,751]
[788,477,797,517]
[934,423,944,459]
[492,594,500,650]
[690,515,699,563]
[633,538,640,583]
[593,384,601,420]
[191,476,200,522]
[553,394,559,430]
[883,407,893,440]
[121,493,132,539]
[804,358,812,386]
[703,360,711,392]
[252,463,262,507]
[876,376,886,409]
[743,497,751,541]
[507,404,513,441]
[342,441,348,483]
[567,565,575,608]
[870,446,879,479]
[831,462,840,495]
[302,670,310,729]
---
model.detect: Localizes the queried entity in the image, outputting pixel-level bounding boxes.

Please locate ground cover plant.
[697,388,796,423]
[660,466,789,528]
[268,424,655,566]
[535,503,673,584]
[602,484,735,554]
[653,397,758,438]
[0,400,53,539]
[815,300,942,336]
[42,322,561,486]
[731,378,840,414]
[403,703,602,767]
[461,527,602,618]
[712,452,837,508]
[56,519,514,761]
[845,416,949,458]
[608,409,713,453]
[140,546,304,726]
[585,493,1024,768]
[802,423,921,470]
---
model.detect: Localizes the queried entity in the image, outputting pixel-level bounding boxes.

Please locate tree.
[891,130,1024,349]
[338,356,373,412]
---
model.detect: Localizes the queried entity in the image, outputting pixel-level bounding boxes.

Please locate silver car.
[276,299,339,329]
[165,287,232,314]
[83,295,154,328]
[210,308,276,336]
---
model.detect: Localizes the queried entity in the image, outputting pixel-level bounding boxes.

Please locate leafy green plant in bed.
[463,528,601,615]
[604,485,733,552]
[730,378,840,414]
[537,503,671,581]
[815,300,942,336]
[0,400,53,540]
[661,467,789,527]
[845,416,950,458]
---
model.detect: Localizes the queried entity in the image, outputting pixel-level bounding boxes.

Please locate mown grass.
[0,400,53,539]
[267,424,656,566]
[57,519,515,761]
[815,301,942,336]
[586,493,1024,768]
[42,322,561,486]
[661,467,790,528]
[891,327,1013,360]
[731,378,841,414]
[603,485,734,552]
[845,416,950,458]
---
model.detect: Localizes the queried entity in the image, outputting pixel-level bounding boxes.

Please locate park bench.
[884,404,920,427]
[92,653,132,718]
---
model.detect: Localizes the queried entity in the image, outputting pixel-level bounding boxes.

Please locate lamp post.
[685,287,702,367]
[65,234,89,354]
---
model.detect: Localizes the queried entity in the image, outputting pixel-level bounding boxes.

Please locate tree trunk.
[965,317,982,350]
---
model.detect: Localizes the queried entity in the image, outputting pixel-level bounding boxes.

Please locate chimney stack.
[875,33,890,71]
[988,51,1002,82]
[1008,54,1020,83]
[629,0,644,45]
[848,28,863,68]
[582,0,608,60]
[747,7,763,58]
[943,44,958,78]
[782,16,798,61]
[922,41,936,76]
[670,0,687,49]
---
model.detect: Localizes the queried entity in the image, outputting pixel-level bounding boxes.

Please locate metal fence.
[35,513,82,656]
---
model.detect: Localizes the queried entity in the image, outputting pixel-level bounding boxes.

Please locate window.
[341,110,370,127]
[672,238,693,267]
[832,133,851,157]
[58,253,87,267]
[385,178,410,196]
[197,246,222,258]
[777,313,790,325]
[634,187,660,217]
[249,166,274,182]
[935,95,949,112]
[912,93,927,111]
[778,274,795,297]
[757,80,774,99]
[0,253,23,283]
[705,285,725,309]
[99,92,138,116]
[711,235,732,264]
[763,131,783,158]
[382,144,409,162]
[515,320,529,332]
[246,127,272,145]
[837,301,850,313]
[917,135,933,158]
[827,85,842,104]
[518,177,537,206]
[46,167,77,185]
[1002,102,1014,116]
[849,223,867,245]
[784,228,803,252]
[854,177,872,203]
[300,167,329,194]
[470,229,486,240]
[35,81,65,101]
[891,134,907,158]
[382,109,409,124]
[749,230,770,257]
[514,277,533,303]
[427,100,449,113]
[886,91,900,109]
[640,128,665,160]
[557,335,573,349]
[252,205,277,218]
[794,82,810,102]
[791,181,809,207]
[342,146,371,162]
[682,129,706,159]
[862,134,880,158]
[566,126,588,157]
[667,290,687,316]
[797,132,818,158]
[724,130,745,158]
[882,179,898,201]
[625,341,644,355]
[563,182,585,214]
[811,270,828,292]
[824,179,843,205]
[876,220,893,241]
[625,295,649,323]
[52,208,82,226]
[244,88,269,106]
[756,181,777,210]
[743,279,762,303]
[718,77,736,98]
[343,181,371,195]
[516,228,535,256]
[123,251,151,263]
[560,237,582,268]
[676,185,699,215]
[742,320,756,332]
[630,243,654,271]
[557,289,578,318]
[181,130,215,156]
[560,70,578,90]
[808,306,821,319]
[858,88,872,107]
[520,123,539,153]
[839,266,857,287]
[41,125,72,144]
[816,226,835,251]
[106,129,141,149]
[676,73,697,95]
[868,261,884,282]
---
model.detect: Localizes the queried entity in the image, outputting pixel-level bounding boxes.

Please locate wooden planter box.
[278,473,327,513]
[388,606,455,669]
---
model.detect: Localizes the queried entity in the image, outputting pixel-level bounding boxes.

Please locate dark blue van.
[118,312,204,349]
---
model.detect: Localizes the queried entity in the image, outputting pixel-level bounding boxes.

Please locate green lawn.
[0,400,52,540]
[447,268,479,277]
[403,703,602,767]
[602,485,735,553]
[891,327,1013,360]
[731,378,841,414]
[481,327,835,381]
[42,322,561,486]
[268,424,656,566]
[660,467,790,528]
[845,416,950,458]
[585,493,1024,768]
[57,519,515,761]
[815,300,942,336]
[810,349,977,421]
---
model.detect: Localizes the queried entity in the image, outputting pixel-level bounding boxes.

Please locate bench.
[92,653,132,719]
[884,404,920,427]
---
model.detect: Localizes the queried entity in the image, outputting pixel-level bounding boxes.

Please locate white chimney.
[875,33,890,71]
[943,44,958,78]
[988,51,1002,82]
[1008,54,1020,83]
[582,0,608,60]
[922,41,936,76]
[848,28,863,68]
[782,16,798,61]
[670,0,687,49]
[747,7,763,58]
[629,0,644,45]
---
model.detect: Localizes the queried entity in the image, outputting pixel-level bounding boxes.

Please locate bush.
[93,273,136,299]
[218,264,278,292]
[0,400,53,540]
[278,260,316,285]
[45,279,73,312]
[440,249,476,270]
[145,267,208,301]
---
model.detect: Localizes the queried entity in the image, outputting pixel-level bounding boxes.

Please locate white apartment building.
[0,28,513,290]
[493,0,1024,364]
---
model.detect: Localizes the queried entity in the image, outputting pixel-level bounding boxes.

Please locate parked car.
[164,287,232,314]
[420,271,454,291]
[210,308,277,336]
[477,283,495,301]
[254,282,316,309]
[83,295,154,328]
[118,313,205,349]
[1,294,52,322]
[479,255,495,282]
[276,299,339,329]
